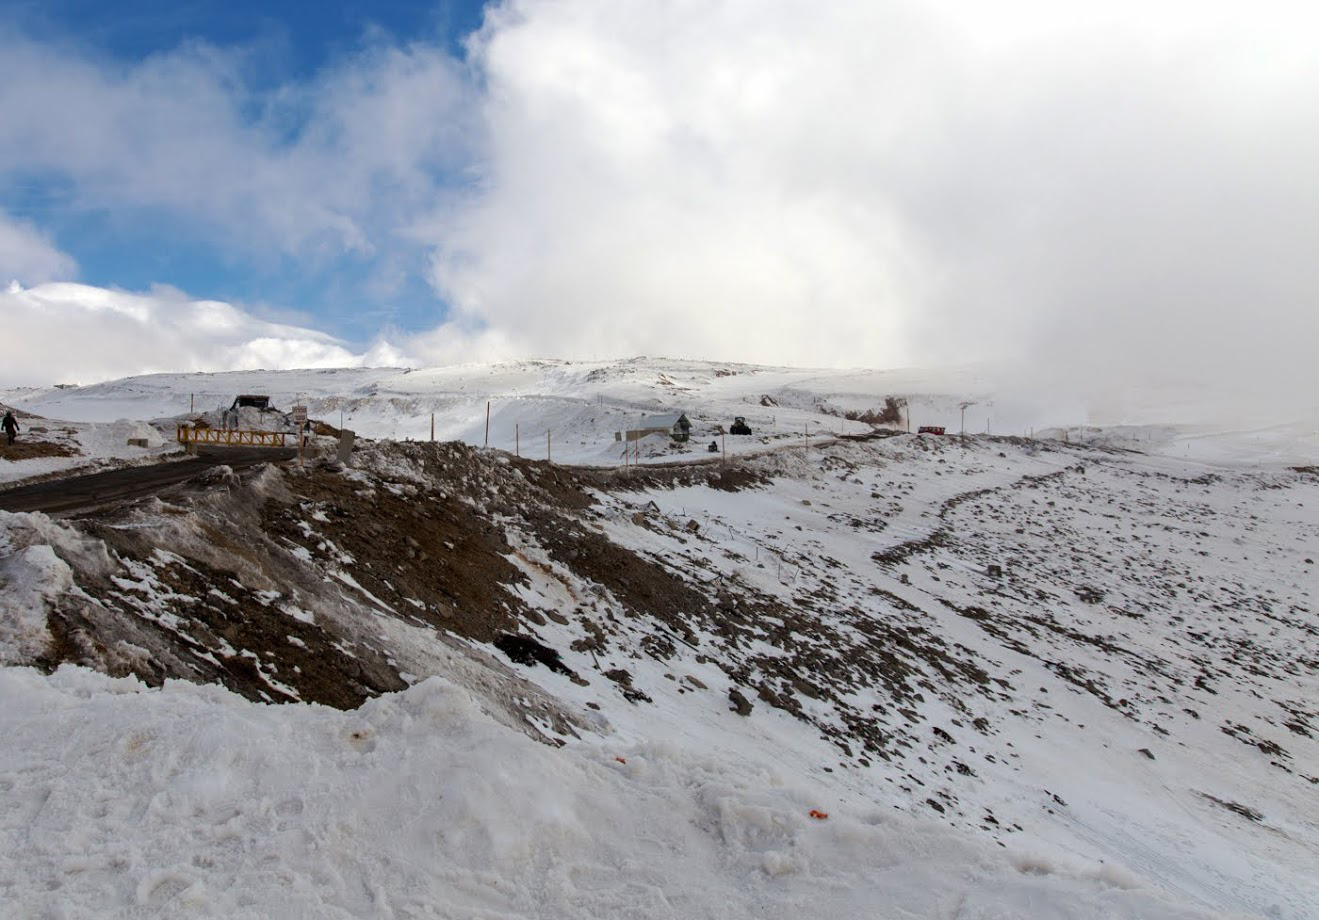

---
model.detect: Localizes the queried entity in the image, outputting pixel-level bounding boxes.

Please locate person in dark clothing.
[2,410,18,445]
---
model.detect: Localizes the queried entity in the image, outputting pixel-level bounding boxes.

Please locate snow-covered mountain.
[4,357,1315,473]
[0,357,1315,919]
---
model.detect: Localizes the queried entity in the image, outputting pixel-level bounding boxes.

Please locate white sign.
[293,405,309,459]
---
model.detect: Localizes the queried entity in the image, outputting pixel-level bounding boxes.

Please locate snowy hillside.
[0,358,1315,919]
[4,357,1315,475]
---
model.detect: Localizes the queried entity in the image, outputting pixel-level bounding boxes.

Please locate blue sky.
[13,1,486,73]
[2,0,487,342]
[1,0,1316,399]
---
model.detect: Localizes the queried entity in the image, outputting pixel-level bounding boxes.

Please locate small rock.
[728,688,754,716]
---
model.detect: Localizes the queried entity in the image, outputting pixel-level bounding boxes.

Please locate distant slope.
[5,356,1314,469]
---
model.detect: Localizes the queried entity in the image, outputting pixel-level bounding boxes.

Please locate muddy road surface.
[0,447,298,515]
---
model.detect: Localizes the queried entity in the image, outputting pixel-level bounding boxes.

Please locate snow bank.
[0,511,122,665]
[107,418,168,448]
[0,543,64,663]
[0,666,1227,919]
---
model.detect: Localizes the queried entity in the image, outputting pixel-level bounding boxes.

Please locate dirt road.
[0,447,298,515]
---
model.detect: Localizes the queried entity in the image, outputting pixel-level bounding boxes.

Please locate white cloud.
[0,32,473,263]
[0,283,412,387]
[427,0,1319,402]
[3,2,1318,414]
[0,212,77,284]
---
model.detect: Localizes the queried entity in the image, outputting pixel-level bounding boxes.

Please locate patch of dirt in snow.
[0,439,81,462]
[599,463,771,494]
[6,440,626,738]
[0,408,80,463]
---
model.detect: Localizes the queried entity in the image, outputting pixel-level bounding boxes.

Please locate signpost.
[292,405,308,466]
[959,401,975,447]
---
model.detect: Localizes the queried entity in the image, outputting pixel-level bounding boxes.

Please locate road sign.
[292,405,309,466]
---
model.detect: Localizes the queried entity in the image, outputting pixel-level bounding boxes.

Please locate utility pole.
[516,423,520,457]
[959,401,975,447]
[430,413,434,442]
[485,401,490,448]
[292,403,308,469]
[547,430,551,463]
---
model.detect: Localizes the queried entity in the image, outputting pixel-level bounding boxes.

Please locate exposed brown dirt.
[583,462,770,494]
[266,461,532,644]
[21,441,612,708]
[0,439,80,462]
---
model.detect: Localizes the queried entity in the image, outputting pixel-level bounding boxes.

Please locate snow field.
[6,358,1315,487]
[487,438,1316,917]
[2,357,1316,919]
[0,666,1231,920]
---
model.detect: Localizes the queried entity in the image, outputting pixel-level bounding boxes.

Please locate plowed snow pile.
[0,666,1222,920]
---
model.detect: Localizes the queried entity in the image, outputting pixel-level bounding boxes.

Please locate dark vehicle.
[917,426,946,435]
[729,416,752,435]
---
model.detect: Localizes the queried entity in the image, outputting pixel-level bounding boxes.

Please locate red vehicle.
[917,426,946,435]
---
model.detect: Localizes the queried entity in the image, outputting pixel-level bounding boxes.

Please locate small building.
[917,426,946,435]
[230,394,273,411]
[224,394,277,430]
[616,412,692,443]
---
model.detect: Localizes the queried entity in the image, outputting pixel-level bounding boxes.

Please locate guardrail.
[177,425,289,447]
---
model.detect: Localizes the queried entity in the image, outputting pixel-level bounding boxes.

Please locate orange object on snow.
[615,756,627,764]
[809,809,829,820]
